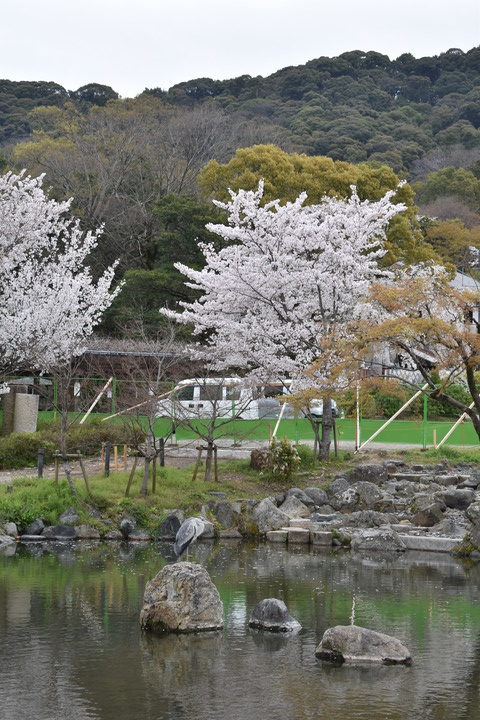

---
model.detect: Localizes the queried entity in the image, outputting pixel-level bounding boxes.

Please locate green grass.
[0,459,276,532]
[36,411,480,447]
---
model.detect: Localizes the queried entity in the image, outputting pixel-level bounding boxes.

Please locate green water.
[1,540,480,720]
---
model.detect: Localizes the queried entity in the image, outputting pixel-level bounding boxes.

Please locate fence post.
[37,448,45,478]
[104,442,111,477]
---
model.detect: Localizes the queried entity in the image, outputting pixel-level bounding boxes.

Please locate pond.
[1,540,479,720]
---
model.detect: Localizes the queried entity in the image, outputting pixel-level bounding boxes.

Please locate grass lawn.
[37,411,479,447]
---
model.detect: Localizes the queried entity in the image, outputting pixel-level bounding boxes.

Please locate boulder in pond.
[316,625,412,665]
[249,598,301,632]
[140,561,223,633]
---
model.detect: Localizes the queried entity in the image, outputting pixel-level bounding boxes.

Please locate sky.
[3,0,479,97]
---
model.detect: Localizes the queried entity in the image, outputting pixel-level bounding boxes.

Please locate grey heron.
[174,516,206,559]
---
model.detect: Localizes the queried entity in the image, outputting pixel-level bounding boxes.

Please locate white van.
[156,378,337,420]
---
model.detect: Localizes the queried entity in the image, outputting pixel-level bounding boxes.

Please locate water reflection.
[0,542,479,720]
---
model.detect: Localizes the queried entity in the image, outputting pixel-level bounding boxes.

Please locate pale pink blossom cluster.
[162,181,406,388]
[0,171,119,372]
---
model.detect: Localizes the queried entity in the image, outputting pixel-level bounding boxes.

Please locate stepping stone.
[311,530,333,546]
[287,528,310,544]
[398,535,462,552]
[266,530,288,543]
[289,518,311,529]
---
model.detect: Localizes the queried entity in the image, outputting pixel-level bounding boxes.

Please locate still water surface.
[1,540,480,720]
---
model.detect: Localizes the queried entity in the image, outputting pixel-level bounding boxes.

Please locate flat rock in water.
[249,598,301,632]
[316,625,412,665]
[140,561,223,633]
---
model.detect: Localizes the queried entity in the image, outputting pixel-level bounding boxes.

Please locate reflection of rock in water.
[0,543,16,557]
[250,628,295,652]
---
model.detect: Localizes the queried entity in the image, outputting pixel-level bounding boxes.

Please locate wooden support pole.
[152,455,157,494]
[435,402,475,450]
[104,442,111,477]
[213,444,218,483]
[54,455,59,484]
[37,448,45,478]
[192,445,203,481]
[123,444,128,471]
[124,456,138,497]
[80,377,113,424]
[356,383,429,452]
[101,389,172,422]
[272,402,287,440]
[159,437,165,467]
[114,445,119,471]
[77,451,91,495]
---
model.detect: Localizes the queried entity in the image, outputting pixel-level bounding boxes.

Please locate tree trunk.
[140,457,150,496]
[319,398,333,461]
[204,441,214,482]
[310,418,320,460]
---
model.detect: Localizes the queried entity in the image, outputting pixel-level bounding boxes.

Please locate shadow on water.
[1,540,480,720]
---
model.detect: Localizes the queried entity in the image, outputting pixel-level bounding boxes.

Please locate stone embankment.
[2,460,480,556]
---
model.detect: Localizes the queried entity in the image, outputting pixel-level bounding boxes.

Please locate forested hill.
[150,47,480,173]
[1,47,479,175]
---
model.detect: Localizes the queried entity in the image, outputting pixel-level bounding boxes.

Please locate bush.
[295,443,316,468]
[261,437,300,483]
[0,433,56,470]
[0,419,143,470]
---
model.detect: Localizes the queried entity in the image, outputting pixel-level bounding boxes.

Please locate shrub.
[261,437,300,483]
[0,433,56,470]
[295,443,316,468]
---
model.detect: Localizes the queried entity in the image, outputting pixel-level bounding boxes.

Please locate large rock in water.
[140,562,224,633]
[316,625,412,665]
[249,598,301,632]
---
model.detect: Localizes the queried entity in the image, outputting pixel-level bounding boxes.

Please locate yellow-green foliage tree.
[355,273,480,440]
[199,144,439,266]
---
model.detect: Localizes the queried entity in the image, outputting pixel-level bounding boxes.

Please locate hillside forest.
[1,46,480,338]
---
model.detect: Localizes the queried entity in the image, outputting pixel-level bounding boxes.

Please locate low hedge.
[0,419,142,470]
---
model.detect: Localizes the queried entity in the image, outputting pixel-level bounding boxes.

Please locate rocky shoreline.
[2,460,480,557]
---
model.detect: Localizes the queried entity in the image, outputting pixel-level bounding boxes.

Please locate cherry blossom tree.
[162,181,406,459]
[0,171,120,375]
